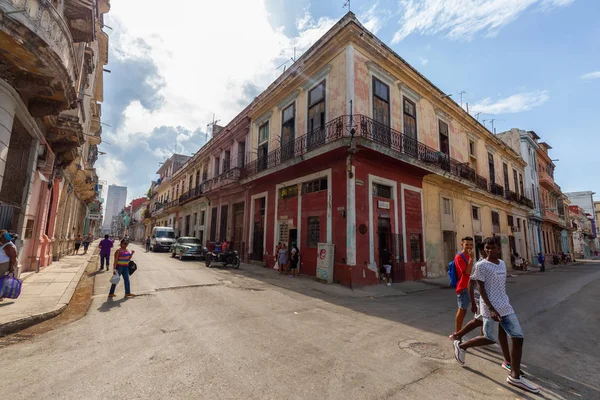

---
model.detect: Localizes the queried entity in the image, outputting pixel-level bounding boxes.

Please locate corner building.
[150,13,534,285]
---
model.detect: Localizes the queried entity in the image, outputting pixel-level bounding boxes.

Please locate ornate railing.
[243,115,348,178]
[490,182,504,197]
[204,167,242,193]
[164,198,180,211]
[179,183,204,205]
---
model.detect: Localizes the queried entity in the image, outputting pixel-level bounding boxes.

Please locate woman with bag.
[0,230,19,301]
[108,239,135,298]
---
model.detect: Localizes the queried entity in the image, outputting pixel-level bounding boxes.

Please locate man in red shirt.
[451,236,474,338]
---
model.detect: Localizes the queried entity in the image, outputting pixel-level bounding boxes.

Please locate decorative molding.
[486,145,496,155]
[275,89,300,110]
[253,111,272,127]
[301,65,331,91]
[398,82,422,103]
[467,133,478,143]
[435,107,453,122]
[366,61,397,86]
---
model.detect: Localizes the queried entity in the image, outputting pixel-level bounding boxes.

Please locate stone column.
[0,83,17,191]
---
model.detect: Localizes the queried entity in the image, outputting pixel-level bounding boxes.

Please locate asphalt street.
[1,243,599,400]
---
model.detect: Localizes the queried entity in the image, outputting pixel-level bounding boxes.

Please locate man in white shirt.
[452,237,540,394]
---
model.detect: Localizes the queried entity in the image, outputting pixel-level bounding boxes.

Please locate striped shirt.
[117,250,132,268]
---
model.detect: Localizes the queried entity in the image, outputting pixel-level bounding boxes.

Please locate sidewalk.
[234,262,449,298]
[0,242,99,336]
[509,257,596,276]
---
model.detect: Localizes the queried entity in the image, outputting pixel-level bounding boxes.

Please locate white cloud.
[100,1,336,199]
[358,2,391,34]
[418,56,428,65]
[470,90,550,114]
[391,0,575,43]
[581,71,600,80]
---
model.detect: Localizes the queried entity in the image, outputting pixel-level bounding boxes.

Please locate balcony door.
[307,80,326,151]
[372,77,391,147]
[257,122,269,172]
[488,153,495,184]
[281,103,295,161]
[402,97,418,156]
[438,120,450,171]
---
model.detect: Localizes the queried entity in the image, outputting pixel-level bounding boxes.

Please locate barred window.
[279,185,298,199]
[279,221,289,243]
[410,234,422,262]
[373,183,392,199]
[443,198,452,215]
[492,211,500,226]
[303,178,328,194]
[307,217,320,248]
[472,206,479,221]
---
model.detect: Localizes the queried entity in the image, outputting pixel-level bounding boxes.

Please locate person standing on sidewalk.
[453,237,540,394]
[537,252,545,272]
[108,239,135,298]
[74,234,83,255]
[82,233,92,255]
[290,242,300,277]
[0,230,18,301]
[451,237,474,337]
[99,235,114,271]
[145,236,151,252]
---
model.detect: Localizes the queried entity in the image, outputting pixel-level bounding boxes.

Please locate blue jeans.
[483,313,524,342]
[456,289,470,310]
[100,253,110,269]
[109,266,131,295]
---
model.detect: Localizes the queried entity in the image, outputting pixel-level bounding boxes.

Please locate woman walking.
[108,239,135,298]
[278,243,289,275]
[74,234,83,255]
[0,230,18,301]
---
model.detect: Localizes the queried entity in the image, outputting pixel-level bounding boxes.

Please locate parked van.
[150,226,176,252]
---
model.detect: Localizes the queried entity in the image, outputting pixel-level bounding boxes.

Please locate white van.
[150,226,176,252]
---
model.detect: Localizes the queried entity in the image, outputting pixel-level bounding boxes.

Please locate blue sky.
[96,0,599,204]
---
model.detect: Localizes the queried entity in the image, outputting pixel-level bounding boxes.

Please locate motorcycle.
[205,242,240,269]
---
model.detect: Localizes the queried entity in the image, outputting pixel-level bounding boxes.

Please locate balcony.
[179,183,204,206]
[505,190,519,203]
[164,198,180,212]
[0,0,78,113]
[240,114,534,208]
[543,209,561,225]
[204,167,242,193]
[151,202,165,217]
[539,174,561,193]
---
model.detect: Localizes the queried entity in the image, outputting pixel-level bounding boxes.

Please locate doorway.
[288,228,297,251]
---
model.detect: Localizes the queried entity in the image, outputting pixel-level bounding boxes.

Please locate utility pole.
[343,0,351,12]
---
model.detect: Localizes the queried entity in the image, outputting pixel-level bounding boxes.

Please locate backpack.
[448,253,467,288]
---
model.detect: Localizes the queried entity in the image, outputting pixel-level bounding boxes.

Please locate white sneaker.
[387,282,391,286]
[453,340,465,365]
[507,375,540,394]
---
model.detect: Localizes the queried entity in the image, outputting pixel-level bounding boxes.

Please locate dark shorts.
[74,243,81,250]
[290,262,298,269]
[83,242,90,249]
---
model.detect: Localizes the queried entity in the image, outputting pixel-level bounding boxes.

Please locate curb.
[0,245,99,337]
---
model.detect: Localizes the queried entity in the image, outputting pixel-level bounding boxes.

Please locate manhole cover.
[398,339,453,363]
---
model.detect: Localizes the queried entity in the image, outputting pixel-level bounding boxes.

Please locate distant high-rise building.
[103,185,128,234]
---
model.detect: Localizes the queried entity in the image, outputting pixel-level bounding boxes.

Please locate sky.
[96,0,600,206]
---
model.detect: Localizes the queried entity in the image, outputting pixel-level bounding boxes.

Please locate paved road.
[1,243,599,399]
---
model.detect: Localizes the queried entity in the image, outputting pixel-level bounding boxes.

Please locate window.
[488,153,495,183]
[439,120,449,155]
[281,103,295,161]
[517,218,521,229]
[503,163,509,192]
[193,212,198,227]
[373,77,390,126]
[202,166,208,181]
[373,183,392,199]
[200,210,206,226]
[278,221,289,243]
[519,173,524,196]
[472,206,479,221]
[469,140,476,157]
[410,234,422,262]
[513,169,519,195]
[279,184,298,199]
[307,217,320,247]
[403,97,417,140]
[307,80,326,149]
[214,157,220,176]
[223,150,231,172]
[188,175,193,192]
[303,178,328,194]
[258,122,269,171]
[195,170,201,186]
[238,141,246,167]
[508,215,514,227]
[492,211,500,226]
[442,198,452,215]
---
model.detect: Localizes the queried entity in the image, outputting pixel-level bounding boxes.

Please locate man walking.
[537,252,545,272]
[453,237,540,394]
[99,234,114,271]
[145,236,151,252]
[380,247,393,286]
[450,237,474,338]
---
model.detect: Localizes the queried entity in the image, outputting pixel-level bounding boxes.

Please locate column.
[0,84,17,191]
